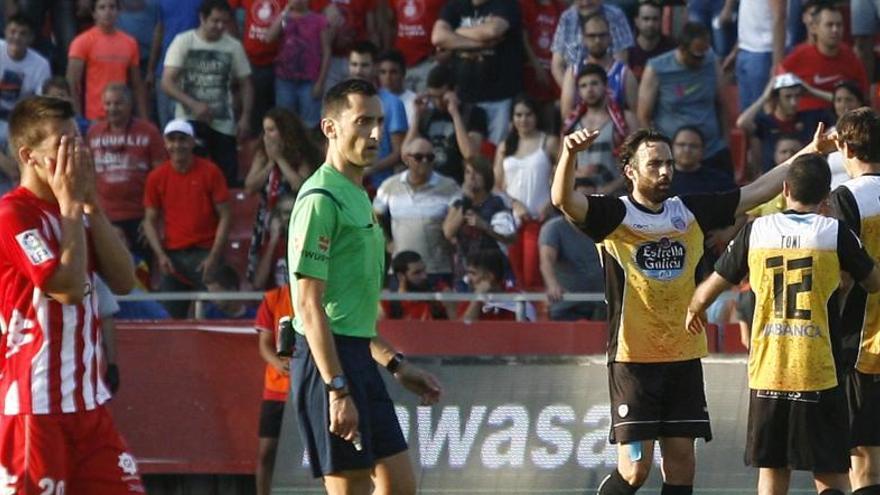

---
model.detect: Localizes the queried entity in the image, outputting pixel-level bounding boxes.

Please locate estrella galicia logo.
[635,238,686,280]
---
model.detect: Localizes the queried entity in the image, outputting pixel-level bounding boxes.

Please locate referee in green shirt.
[288,79,442,494]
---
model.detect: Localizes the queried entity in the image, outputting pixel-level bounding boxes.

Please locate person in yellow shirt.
[688,154,880,495]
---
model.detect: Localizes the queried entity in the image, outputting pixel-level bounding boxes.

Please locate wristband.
[386,353,405,374]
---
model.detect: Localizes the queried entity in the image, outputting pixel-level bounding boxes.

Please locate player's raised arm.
[736,123,835,215]
[550,129,599,223]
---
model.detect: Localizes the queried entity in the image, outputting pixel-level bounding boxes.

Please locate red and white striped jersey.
[0,187,111,415]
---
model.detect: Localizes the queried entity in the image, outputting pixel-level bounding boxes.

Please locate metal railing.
[116,291,607,321]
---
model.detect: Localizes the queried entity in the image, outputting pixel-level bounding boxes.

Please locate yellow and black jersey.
[831,175,880,374]
[715,212,875,391]
[577,191,739,363]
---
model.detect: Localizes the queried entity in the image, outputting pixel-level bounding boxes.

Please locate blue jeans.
[275,78,322,128]
[476,98,512,145]
[156,86,176,129]
[735,49,773,112]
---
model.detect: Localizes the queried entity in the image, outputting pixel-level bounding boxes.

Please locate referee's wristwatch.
[325,375,348,394]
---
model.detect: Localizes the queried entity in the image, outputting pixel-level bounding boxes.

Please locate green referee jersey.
[288,164,385,338]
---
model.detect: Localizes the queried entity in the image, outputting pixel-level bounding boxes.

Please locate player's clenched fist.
[563,128,600,153]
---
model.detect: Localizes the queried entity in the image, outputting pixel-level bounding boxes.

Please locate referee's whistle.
[352,433,363,452]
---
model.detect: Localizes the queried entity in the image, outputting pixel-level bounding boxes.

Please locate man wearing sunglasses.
[373,136,461,288]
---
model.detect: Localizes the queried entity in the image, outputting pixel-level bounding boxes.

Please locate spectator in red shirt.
[67,0,149,121]
[389,0,445,93]
[460,249,535,322]
[382,250,453,320]
[87,83,167,261]
[781,3,868,112]
[519,0,565,109]
[230,0,285,136]
[142,119,232,318]
[253,283,292,495]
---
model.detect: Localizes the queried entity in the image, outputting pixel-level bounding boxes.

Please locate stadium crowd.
[0,0,872,324]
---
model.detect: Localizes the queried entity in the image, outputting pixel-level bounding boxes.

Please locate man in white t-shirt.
[0,14,51,193]
[734,0,785,111]
[161,0,253,186]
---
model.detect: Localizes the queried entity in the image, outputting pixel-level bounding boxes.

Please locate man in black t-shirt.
[407,64,488,184]
[430,0,523,145]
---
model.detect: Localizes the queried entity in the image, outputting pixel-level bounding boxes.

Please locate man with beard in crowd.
[382,250,456,320]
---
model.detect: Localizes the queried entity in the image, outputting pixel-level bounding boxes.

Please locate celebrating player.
[829,107,880,494]
[687,154,880,495]
[550,124,833,495]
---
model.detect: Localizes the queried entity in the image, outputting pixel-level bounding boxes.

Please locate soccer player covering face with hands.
[687,154,880,495]
[288,79,442,495]
[0,96,142,493]
[550,123,836,495]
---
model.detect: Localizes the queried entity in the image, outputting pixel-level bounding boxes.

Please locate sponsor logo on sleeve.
[14,229,55,265]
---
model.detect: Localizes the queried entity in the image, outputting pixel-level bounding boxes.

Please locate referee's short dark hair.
[786,153,831,206]
[391,251,422,276]
[836,107,880,164]
[322,79,378,119]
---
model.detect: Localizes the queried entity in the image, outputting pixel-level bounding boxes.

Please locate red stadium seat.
[228,189,260,241]
[224,189,261,279]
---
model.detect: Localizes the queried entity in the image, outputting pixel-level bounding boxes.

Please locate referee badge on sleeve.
[15,229,55,265]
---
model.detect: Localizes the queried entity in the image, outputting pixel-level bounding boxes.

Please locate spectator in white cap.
[141,118,232,318]
[736,72,834,174]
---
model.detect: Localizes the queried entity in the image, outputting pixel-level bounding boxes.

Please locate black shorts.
[746,387,850,473]
[846,369,880,447]
[292,333,407,478]
[258,400,286,439]
[608,359,712,444]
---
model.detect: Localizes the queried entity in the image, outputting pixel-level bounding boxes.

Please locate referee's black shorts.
[846,369,880,447]
[746,387,850,473]
[608,359,712,444]
[291,333,407,478]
